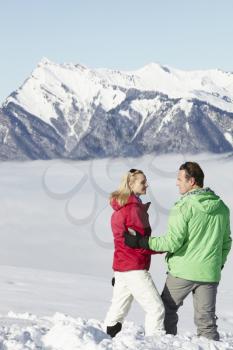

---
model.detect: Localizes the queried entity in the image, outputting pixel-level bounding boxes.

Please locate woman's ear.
[128,180,133,191]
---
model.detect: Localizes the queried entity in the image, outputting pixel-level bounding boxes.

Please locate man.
[124,162,232,341]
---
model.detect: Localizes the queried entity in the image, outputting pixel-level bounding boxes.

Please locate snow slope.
[0,311,233,350]
[0,154,232,349]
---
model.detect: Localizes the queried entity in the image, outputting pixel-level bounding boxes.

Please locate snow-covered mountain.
[1,57,233,160]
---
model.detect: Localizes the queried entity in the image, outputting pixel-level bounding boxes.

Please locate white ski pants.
[104,270,165,336]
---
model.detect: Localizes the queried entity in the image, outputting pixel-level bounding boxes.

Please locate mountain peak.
[38,57,53,66]
[136,62,170,73]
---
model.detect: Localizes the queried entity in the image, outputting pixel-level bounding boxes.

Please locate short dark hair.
[179,162,204,187]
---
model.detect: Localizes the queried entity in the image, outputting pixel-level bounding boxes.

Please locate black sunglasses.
[129,168,138,173]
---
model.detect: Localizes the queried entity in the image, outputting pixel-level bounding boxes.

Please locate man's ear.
[190,177,196,186]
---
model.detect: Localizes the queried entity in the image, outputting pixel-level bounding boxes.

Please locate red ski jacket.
[110,194,158,272]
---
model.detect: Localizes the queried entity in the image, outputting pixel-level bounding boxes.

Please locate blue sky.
[0,0,233,103]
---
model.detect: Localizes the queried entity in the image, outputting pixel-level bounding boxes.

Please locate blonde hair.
[110,169,145,206]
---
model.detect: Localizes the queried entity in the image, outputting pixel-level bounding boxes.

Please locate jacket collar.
[181,187,215,199]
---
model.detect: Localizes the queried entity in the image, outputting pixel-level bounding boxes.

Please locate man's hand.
[124,229,150,249]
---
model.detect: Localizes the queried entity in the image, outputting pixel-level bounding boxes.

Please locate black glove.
[124,230,150,249]
[111,277,115,286]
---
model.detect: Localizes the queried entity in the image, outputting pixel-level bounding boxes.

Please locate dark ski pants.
[161,273,219,341]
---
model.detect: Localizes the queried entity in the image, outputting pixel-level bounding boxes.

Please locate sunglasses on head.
[129,168,138,173]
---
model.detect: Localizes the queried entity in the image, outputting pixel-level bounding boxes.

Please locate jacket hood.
[182,187,222,214]
[110,194,151,212]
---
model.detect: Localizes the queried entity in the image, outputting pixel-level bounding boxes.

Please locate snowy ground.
[0,153,232,349]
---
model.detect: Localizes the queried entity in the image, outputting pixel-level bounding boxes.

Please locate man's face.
[176,170,194,195]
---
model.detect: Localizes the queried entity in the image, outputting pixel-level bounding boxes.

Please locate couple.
[104,162,232,340]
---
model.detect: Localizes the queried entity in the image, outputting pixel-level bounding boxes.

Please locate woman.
[104,168,165,338]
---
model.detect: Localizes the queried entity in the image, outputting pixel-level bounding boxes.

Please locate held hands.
[124,228,150,249]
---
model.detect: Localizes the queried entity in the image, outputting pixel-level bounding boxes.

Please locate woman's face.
[130,174,148,195]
